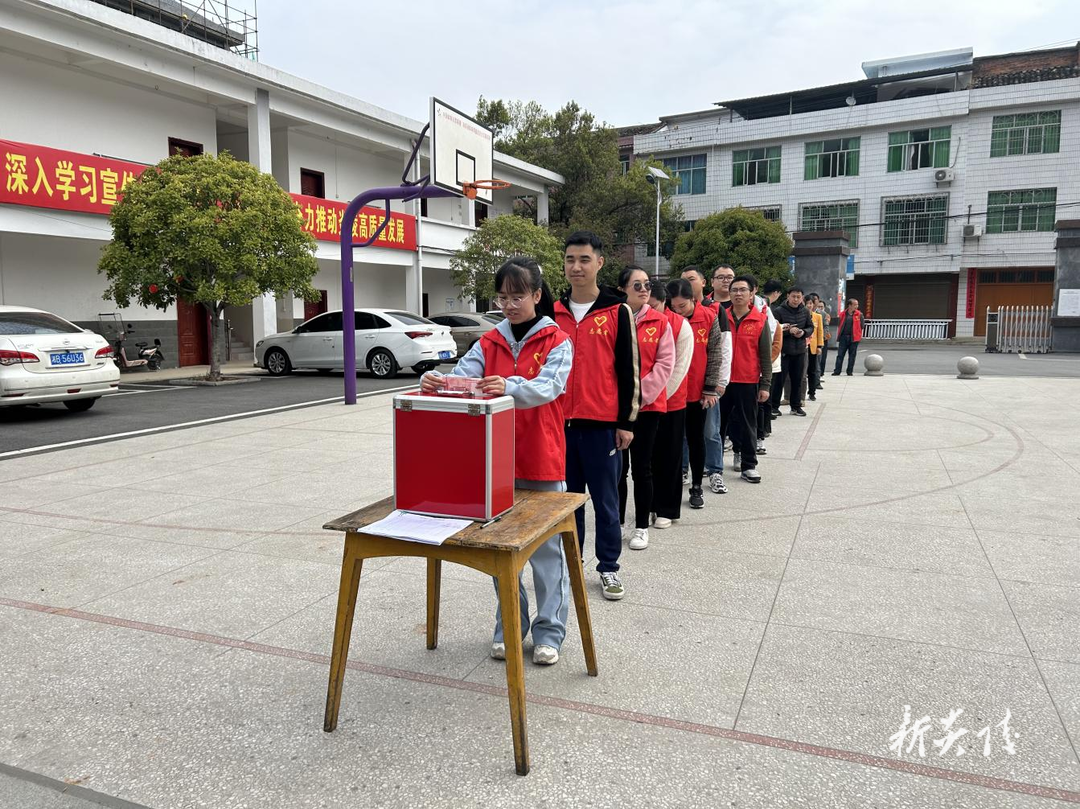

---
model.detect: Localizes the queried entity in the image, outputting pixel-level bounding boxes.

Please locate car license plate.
[50,351,85,366]
[438,351,452,360]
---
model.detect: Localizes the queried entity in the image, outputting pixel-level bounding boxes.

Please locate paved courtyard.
[1,371,1079,807]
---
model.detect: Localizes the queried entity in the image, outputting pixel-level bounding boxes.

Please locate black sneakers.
[689,486,704,509]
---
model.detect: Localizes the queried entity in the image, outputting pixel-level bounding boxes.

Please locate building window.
[646,221,693,257]
[300,168,325,198]
[732,146,781,186]
[746,205,782,223]
[887,127,951,172]
[662,154,707,195]
[882,194,949,245]
[985,188,1056,233]
[799,201,859,247]
[619,157,631,175]
[168,137,203,157]
[990,111,1061,157]
[804,137,860,180]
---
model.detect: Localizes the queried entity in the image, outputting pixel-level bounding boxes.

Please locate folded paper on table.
[360,510,472,545]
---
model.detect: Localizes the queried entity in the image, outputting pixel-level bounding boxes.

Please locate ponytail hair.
[665,278,693,308]
[494,256,556,319]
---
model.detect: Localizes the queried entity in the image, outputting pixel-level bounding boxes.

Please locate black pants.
[720,383,759,470]
[772,353,807,410]
[757,399,771,438]
[808,351,821,393]
[819,343,830,376]
[652,408,686,520]
[834,336,859,374]
[684,401,708,487]
[619,410,660,529]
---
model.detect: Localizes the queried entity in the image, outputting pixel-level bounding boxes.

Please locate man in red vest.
[720,274,773,483]
[554,231,641,601]
[832,298,864,376]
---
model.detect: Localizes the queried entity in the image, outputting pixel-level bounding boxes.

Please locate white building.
[633,45,1080,338]
[0,0,561,366]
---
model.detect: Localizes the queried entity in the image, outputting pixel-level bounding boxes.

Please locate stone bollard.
[863,354,884,377]
[957,356,980,380]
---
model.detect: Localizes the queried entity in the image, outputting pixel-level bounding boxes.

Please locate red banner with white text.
[0,139,416,251]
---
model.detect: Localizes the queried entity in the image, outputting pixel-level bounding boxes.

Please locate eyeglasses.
[494,295,532,309]
[730,287,752,295]
[629,281,652,292]
[713,275,735,281]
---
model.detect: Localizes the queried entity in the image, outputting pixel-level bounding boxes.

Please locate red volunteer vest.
[636,306,669,413]
[683,303,717,403]
[837,310,863,342]
[664,309,690,412]
[725,306,767,384]
[480,325,569,481]
[553,300,626,423]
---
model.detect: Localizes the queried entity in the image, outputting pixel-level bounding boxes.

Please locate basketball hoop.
[460,179,511,200]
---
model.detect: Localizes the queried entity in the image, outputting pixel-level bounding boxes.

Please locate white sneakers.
[629,528,649,550]
[653,517,673,529]
[491,641,560,665]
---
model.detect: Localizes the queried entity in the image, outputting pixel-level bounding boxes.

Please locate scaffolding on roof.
[89,0,259,60]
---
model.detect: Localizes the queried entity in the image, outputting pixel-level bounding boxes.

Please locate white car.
[0,305,120,411]
[255,308,457,379]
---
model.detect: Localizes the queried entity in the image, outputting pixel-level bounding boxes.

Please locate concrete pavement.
[0,372,1078,807]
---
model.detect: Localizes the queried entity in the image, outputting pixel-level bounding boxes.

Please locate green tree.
[475,98,683,285]
[99,152,319,381]
[669,207,794,286]
[450,215,565,305]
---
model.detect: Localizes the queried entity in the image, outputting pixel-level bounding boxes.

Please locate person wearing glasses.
[703,265,735,494]
[554,231,641,602]
[616,267,674,550]
[421,257,573,666]
[721,274,773,483]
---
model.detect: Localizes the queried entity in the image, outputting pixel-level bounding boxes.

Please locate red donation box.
[393,391,515,520]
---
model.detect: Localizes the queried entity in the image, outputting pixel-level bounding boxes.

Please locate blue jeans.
[493,478,570,650]
[704,400,724,475]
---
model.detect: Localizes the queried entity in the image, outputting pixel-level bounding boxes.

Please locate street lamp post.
[646,166,670,278]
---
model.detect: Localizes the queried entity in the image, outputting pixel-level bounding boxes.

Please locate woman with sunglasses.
[650,280,692,529]
[616,267,674,550]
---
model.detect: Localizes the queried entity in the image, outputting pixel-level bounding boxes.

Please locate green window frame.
[746,205,783,224]
[804,137,860,180]
[990,111,1061,157]
[799,201,859,247]
[882,194,949,246]
[887,126,951,172]
[733,146,781,186]
[985,188,1057,233]
[662,154,707,195]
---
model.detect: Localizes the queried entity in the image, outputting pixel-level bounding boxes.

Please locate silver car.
[255,308,457,379]
[427,312,502,355]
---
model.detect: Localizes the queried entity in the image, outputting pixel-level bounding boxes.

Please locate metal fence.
[988,305,1053,354]
[862,320,952,340]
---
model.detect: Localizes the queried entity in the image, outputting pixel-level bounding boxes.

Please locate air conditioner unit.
[934,168,955,184]
[963,224,982,239]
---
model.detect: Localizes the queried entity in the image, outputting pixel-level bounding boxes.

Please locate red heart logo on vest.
[645,326,657,337]
[593,315,608,328]
[533,352,542,366]
[697,328,706,338]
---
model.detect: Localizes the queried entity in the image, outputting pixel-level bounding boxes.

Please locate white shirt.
[568,300,592,323]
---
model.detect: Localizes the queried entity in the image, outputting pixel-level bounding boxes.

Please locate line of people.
[422,230,841,667]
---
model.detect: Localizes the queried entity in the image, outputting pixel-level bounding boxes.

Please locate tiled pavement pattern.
[1,374,1078,808]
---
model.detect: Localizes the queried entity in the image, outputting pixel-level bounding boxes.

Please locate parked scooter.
[113,324,165,372]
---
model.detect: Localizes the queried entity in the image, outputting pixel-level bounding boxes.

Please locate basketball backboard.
[430,97,495,204]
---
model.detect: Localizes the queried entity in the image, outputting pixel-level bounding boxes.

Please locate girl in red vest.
[420,257,573,666]
[667,279,725,510]
[616,267,674,550]
[650,280,693,529]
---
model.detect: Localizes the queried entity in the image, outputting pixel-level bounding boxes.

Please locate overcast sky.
[259,1,1077,127]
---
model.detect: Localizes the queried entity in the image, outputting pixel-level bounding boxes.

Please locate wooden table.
[322,489,597,775]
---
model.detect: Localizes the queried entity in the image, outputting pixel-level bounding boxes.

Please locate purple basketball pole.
[339,182,460,405]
